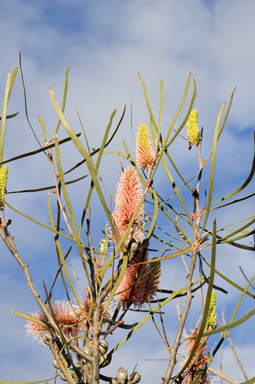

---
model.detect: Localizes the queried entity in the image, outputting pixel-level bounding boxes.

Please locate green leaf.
[54,139,92,291]
[213,131,255,204]
[201,254,255,299]
[0,378,57,384]
[50,88,114,228]
[13,311,47,327]
[55,67,69,135]
[7,174,88,194]
[0,71,12,164]
[200,104,225,235]
[37,114,47,145]
[5,201,74,242]
[147,189,159,239]
[0,111,19,121]
[1,133,82,165]
[19,52,42,148]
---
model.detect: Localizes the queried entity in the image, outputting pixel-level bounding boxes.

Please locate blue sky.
[0,0,255,383]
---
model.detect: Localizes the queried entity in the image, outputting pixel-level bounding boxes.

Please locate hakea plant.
[112,166,144,241]
[136,122,156,169]
[187,109,201,146]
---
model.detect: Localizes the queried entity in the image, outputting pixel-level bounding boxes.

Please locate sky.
[0,0,255,383]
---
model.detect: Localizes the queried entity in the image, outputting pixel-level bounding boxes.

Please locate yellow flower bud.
[187,109,201,145]
[0,166,8,209]
[136,123,156,169]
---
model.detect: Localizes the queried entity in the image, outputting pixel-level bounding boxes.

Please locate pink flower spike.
[116,251,161,308]
[136,123,156,170]
[112,166,144,241]
[180,327,211,384]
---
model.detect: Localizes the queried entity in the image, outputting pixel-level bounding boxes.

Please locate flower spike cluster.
[136,123,156,169]
[112,166,144,241]
[187,109,201,146]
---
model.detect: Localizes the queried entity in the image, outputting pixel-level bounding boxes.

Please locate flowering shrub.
[0,63,254,384]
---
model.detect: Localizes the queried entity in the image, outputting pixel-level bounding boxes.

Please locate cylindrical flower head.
[112,166,144,241]
[116,251,161,308]
[0,166,8,209]
[187,109,201,146]
[136,123,156,169]
[208,291,217,330]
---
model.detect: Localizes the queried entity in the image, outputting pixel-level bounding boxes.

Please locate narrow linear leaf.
[1,133,81,165]
[147,189,159,239]
[54,139,92,292]
[55,67,69,135]
[0,378,57,384]
[0,72,11,164]
[37,114,47,145]
[0,111,19,120]
[50,88,114,227]
[5,201,74,242]
[201,254,255,299]
[200,104,225,235]
[214,131,255,204]
[13,311,47,327]
[7,174,88,194]
[19,51,42,148]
